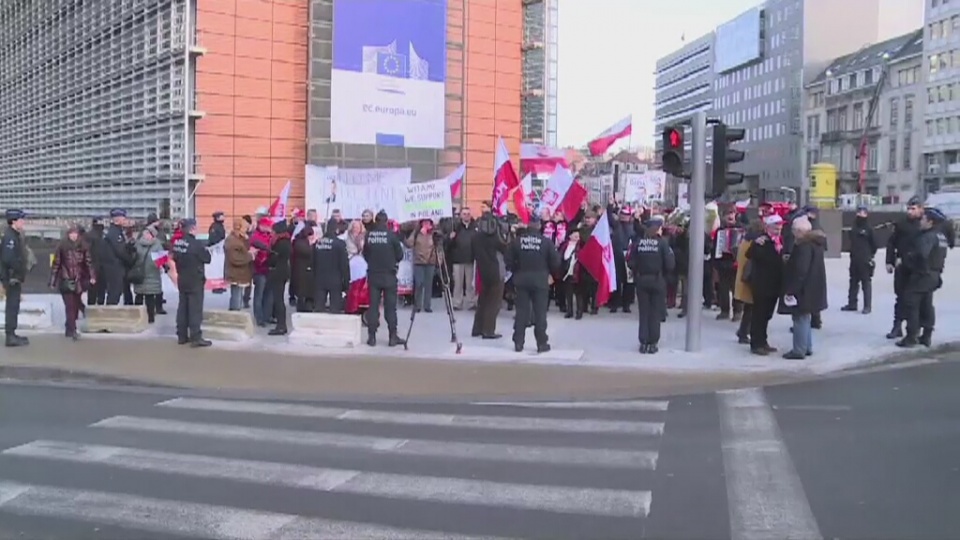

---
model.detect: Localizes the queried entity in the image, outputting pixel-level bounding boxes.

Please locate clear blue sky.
[556,0,759,149]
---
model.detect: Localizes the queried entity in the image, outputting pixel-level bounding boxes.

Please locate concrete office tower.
[520,0,559,147]
[710,0,924,195]
[921,0,960,193]
[803,30,924,200]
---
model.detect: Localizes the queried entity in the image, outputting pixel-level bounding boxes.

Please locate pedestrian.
[629,215,675,354]
[559,230,585,319]
[1,209,29,347]
[84,217,107,306]
[291,224,314,313]
[781,216,828,359]
[744,215,785,356]
[267,221,292,336]
[734,219,764,344]
[224,219,254,311]
[507,216,560,353]
[311,221,350,313]
[897,207,949,348]
[49,224,95,340]
[103,209,133,305]
[471,205,508,339]
[362,210,405,347]
[133,226,167,324]
[405,219,438,313]
[249,218,274,327]
[842,206,877,314]
[447,207,478,310]
[885,196,924,339]
[171,218,212,348]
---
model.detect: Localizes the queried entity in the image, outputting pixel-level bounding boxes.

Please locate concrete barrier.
[0,300,54,330]
[202,309,255,341]
[288,313,363,349]
[83,305,149,334]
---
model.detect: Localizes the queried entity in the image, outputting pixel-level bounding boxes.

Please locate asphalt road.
[1,358,957,539]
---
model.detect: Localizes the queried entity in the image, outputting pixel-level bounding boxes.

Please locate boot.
[536,343,551,354]
[841,305,858,312]
[268,327,287,336]
[5,334,25,347]
[388,333,406,347]
[919,328,933,347]
[639,343,649,354]
[190,338,212,348]
[716,312,729,321]
[647,344,659,354]
[896,336,918,348]
[514,342,524,352]
[886,323,903,339]
[731,311,741,323]
[367,330,377,347]
[861,306,871,314]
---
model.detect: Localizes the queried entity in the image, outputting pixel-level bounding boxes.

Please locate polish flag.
[268,180,291,222]
[578,214,617,307]
[511,185,531,224]
[150,250,170,269]
[734,198,751,213]
[446,164,466,198]
[539,166,588,221]
[520,143,569,176]
[587,115,633,156]
[491,137,520,216]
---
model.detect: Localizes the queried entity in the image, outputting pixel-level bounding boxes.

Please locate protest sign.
[399,178,453,222]
[305,166,412,219]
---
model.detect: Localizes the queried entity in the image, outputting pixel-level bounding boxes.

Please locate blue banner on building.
[331,0,448,149]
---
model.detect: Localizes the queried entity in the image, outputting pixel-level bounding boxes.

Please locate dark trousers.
[4,282,22,335]
[513,284,549,346]
[611,256,633,310]
[702,262,714,307]
[903,290,936,338]
[367,273,399,335]
[314,284,344,313]
[122,279,134,306]
[271,279,288,331]
[635,278,666,345]
[104,268,124,305]
[750,295,778,349]
[736,302,753,338]
[473,280,503,336]
[62,292,82,335]
[562,280,586,317]
[134,293,161,323]
[88,269,106,305]
[847,261,873,309]
[715,264,738,314]
[893,265,909,325]
[176,289,204,342]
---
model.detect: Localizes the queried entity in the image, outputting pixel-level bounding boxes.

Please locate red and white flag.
[587,115,632,156]
[578,214,618,307]
[539,166,588,221]
[150,250,170,269]
[511,183,531,224]
[734,198,751,213]
[267,180,291,222]
[491,137,520,216]
[446,163,466,198]
[520,143,569,176]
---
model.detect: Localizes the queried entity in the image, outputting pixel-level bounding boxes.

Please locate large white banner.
[305,165,412,219]
[623,171,666,204]
[399,177,453,222]
[330,0,448,149]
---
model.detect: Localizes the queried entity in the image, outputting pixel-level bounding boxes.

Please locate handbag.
[127,252,146,285]
[58,278,76,294]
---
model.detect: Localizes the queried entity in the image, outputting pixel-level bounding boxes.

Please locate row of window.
[926,81,960,104]
[714,53,792,91]
[927,13,960,41]
[826,67,881,96]
[928,49,960,75]
[931,0,954,9]
[806,66,920,110]
[924,115,960,138]
[816,143,880,172]
[721,99,786,129]
[888,136,914,171]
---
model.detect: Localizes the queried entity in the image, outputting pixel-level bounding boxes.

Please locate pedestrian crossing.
[0,396,671,539]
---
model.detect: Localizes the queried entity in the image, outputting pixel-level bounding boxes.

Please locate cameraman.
[404,219,439,313]
[471,203,509,339]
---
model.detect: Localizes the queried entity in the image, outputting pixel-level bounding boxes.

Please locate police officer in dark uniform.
[362,210,405,347]
[842,205,877,314]
[311,220,350,313]
[506,216,560,353]
[103,209,134,305]
[630,215,675,354]
[884,196,924,338]
[171,218,212,347]
[897,207,949,348]
[1,209,29,347]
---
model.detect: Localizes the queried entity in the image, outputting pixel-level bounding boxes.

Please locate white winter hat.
[255,206,268,215]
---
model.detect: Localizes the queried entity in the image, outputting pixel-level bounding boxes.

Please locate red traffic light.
[667,128,682,149]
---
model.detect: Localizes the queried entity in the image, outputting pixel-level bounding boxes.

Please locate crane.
[857,53,891,195]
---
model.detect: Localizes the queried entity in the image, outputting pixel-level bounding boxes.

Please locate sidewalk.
[5,249,958,397]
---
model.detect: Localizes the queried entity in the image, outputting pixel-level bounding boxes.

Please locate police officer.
[311,221,350,313]
[885,196,924,338]
[102,209,134,305]
[842,205,877,314]
[897,207,949,348]
[171,218,212,347]
[362,210,405,347]
[630,215,675,354]
[1,209,29,347]
[507,216,560,353]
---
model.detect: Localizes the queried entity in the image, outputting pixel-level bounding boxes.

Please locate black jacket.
[267,235,292,283]
[103,223,134,268]
[745,234,783,298]
[171,233,211,292]
[291,236,313,296]
[0,227,26,284]
[472,231,506,286]
[312,234,350,290]
[362,226,404,275]
[208,221,226,246]
[782,230,828,315]
[447,219,477,264]
[848,217,877,265]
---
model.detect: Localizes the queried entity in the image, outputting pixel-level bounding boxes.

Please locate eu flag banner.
[331,0,448,149]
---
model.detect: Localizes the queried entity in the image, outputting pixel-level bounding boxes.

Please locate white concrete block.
[83,305,149,334]
[288,313,363,349]
[202,309,255,342]
[0,300,54,330]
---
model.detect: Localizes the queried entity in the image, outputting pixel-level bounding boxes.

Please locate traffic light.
[710,123,745,197]
[662,126,685,177]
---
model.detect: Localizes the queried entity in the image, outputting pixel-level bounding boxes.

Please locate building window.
[889,139,898,171]
[889,97,899,127]
[903,135,912,170]
[904,95,914,127]
[853,103,864,130]
[865,68,874,85]
[930,54,940,76]
[867,143,878,171]
[837,106,848,130]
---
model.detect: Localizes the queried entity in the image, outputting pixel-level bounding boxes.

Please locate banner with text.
[305,165,412,219]
[330,0,447,149]
[623,171,666,203]
[399,177,453,222]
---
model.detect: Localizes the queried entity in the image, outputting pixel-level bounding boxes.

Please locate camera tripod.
[403,237,462,353]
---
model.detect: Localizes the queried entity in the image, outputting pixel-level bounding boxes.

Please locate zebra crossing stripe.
[91,416,659,470]
[472,400,670,411]
[0,480,501,540]
[156,398,665,436]
[3,441,651,517]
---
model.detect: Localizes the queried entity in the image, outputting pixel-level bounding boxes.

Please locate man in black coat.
[266,221,292,336]
[171,219,212,348]
[447,207,478,310]
[842,206,877,314]
[885,197,924,338]
[471,209,508,339]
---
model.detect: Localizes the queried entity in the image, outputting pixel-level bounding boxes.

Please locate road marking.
[472,400,670,412]
[3,441,650,517]
[92,416,659,470]
[718,388,822,540]
[156,398,664,436]
[772,405,852,412]
[0,480,497,540]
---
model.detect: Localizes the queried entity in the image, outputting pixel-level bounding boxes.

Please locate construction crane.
[857,52,892,196]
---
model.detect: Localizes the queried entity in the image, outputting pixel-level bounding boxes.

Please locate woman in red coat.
[49,225,96,340]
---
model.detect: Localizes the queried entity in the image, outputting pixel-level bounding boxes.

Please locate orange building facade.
[191,0,522,225]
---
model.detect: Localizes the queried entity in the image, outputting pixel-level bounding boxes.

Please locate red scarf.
[773,234,783,253]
